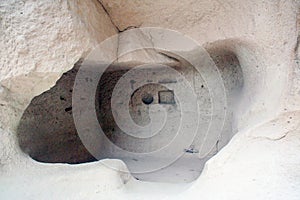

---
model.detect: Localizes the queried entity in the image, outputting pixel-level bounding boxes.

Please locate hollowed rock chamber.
[17,48,243,182]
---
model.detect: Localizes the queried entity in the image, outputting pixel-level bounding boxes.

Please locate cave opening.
[17,48,243,183]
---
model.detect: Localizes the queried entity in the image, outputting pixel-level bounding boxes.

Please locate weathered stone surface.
[0,0,300,199]
[0,0,117,129]
[0,0,117,166]
[100,0,299,128]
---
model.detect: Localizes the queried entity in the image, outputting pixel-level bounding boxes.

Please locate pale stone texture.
[0,0,117,162]
[177,111,300,200]
[0,0,300,199]
[287,12,300,111]
[0,0,125,194]
[1,112,299,199]
[100,0,299,129]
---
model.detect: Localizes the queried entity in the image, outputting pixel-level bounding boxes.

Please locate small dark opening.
[142,93,154,105]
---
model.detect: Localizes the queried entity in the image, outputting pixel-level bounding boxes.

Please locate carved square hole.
[158,90,175,104]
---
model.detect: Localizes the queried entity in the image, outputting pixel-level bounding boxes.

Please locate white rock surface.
[0,0,117,162]
[0,0,117,130]
[1,112,299,199]
[0,0,300,199]
[100,0,300,128]
[0,158,133,199]
[177,112,300,200]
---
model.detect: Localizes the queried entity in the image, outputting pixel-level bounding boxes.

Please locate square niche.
[158,90,175,104]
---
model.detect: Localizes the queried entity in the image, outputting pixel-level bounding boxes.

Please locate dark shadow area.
[17,60,96,164]
[17,47,243,183]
